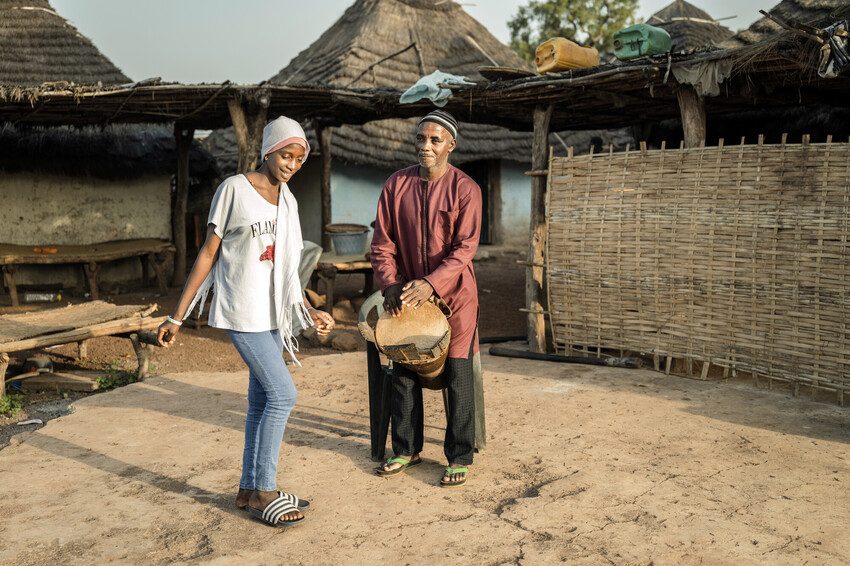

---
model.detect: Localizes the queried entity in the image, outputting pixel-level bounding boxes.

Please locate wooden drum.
[374,300,452,390]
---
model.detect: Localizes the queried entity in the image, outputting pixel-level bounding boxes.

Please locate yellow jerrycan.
[535,38,599,73]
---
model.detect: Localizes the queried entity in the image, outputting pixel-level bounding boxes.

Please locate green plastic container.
[613,23,672,60]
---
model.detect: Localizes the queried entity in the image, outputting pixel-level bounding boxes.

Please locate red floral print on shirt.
[259,244,275,262]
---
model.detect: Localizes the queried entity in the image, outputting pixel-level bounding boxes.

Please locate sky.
[51,0,766,85]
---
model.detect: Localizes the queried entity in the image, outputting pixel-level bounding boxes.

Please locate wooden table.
[0,239,175,306]
[312,252,374,311]
[0,302,165,396]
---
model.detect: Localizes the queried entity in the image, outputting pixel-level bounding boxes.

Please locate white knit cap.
[261,116,310,162]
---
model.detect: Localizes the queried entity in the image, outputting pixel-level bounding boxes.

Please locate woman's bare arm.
[157,225,222,345]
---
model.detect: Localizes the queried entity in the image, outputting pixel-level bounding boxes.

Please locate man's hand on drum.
[401,279,434,310]
[309,307,335,336]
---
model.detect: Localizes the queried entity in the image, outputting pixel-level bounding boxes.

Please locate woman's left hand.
[309,308,335,336]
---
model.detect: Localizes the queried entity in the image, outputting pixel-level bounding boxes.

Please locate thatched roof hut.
[724,0,850,47]
[205,0,623,172]
[0,124,215,182]
[0,0,129,86]
[274,0,535,168]
[647,0,733,52]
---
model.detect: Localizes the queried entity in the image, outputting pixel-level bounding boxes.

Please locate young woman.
[157,116,334,528]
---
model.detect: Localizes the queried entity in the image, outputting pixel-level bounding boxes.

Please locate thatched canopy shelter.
[0,81,411,129]
[205,0,613,172]
[647,0,733,52]
[723,0,847,47]
[0,0,129,86]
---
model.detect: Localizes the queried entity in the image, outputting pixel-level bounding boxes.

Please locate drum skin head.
[375,301,449,350]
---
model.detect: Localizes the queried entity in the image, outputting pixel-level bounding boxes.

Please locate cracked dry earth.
[0,352,848,565]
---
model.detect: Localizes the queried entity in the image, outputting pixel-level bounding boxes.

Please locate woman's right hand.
[157,321,181,347]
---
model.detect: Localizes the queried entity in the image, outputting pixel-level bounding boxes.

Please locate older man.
[371,110,481,487]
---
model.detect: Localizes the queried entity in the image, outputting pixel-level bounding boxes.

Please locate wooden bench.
[0,239,175,306]
[312,252,374,311]
[0,301,165,396]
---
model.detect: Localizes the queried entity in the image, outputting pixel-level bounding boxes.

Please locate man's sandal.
[440,466,469,488]
[375,455,422,477]
[237,490,310,511]
[247,491,307,527]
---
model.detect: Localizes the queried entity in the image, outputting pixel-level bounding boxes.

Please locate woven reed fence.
[546,139,850,403]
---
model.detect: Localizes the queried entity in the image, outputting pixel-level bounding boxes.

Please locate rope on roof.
[649,15,722,26]
[10,6,60,16]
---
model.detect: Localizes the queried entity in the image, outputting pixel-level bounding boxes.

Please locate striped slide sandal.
[248,491,307,527]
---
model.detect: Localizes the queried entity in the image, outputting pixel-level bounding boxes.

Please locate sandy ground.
[0,253,528,439]
[0,350,848,565]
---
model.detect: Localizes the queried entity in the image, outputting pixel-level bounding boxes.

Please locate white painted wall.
[289,159,323,244]
[0,173,172,287]
[292,161,387,249]
[500,161,532,246]
[292,160,532,250]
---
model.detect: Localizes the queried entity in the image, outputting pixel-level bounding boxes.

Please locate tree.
[508,0,639,62]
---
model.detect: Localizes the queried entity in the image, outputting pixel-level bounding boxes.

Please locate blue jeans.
[227,329,297,492]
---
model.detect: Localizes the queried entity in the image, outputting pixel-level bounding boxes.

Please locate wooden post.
[0,352,8,398]
[129,333,150,379]
[526,104,553,353]
[2,266,18,307]
[315,122,333,251]
[488,159,503,245]
[227,93,269,174]
[676,85,706,148]
[227,98,250,173]
[83,261,100,300]
[245,104,268,172]
[172,126,194,286]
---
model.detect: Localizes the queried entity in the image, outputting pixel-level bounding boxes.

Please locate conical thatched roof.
[207,0,618,171]
[271,0,528,87]
[723,0,850,47]
[647,0,733,52]
[0,0,129,86]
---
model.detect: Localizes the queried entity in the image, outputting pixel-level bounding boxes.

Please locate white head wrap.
[261,116,310,162]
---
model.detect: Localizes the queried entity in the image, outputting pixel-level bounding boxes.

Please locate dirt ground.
[0,349,848,565]
[0,252,526,436]
[1,252,849,564]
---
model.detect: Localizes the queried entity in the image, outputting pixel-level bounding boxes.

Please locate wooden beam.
[526,104,553,353]
[172,126,194,286]
[676,85,706,148]
[315,122,333,251]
